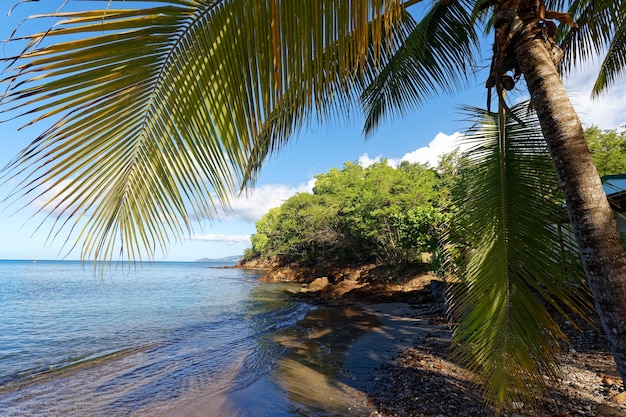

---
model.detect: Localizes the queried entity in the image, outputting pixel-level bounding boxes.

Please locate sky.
[0,1,625,262]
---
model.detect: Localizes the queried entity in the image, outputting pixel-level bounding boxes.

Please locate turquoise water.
[0,260,314,416]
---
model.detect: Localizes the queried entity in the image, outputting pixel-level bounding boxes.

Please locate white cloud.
[358,131,469,170]
[28,179,96,217]
[394,132,466,167]
[27,175,316,231]
[222,179,316,223]
[357,153,382,167]
[189,234,251,244]
[564,60,626,129]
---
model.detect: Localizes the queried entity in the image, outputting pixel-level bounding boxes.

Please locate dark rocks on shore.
[237,257,442,306]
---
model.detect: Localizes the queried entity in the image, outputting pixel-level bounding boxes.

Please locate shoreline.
[160,302,433,417]
[149,295,626,416]
[167,259,626,416]
[196,265,626,417]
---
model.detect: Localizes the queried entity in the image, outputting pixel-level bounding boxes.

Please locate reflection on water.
[274,307,381,416]
[278,307,379,378]
[0,261,311,417]
[215,307,382,417]
[158,303,425,417]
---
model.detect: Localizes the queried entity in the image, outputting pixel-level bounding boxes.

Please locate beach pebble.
[365,302,626,417]
[603,376,617,386]
[610,392,626,404]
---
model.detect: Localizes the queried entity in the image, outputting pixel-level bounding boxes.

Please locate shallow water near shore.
[1,260,423,416]
[0,260,325,416]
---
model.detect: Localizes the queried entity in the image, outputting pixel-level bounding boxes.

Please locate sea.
[0,259,344,417]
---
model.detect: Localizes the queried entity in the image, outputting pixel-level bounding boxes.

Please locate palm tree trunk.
[514,24,626,382]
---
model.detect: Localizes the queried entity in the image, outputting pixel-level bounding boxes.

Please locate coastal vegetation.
[244,160,450,266]
[244,116,626,410]
[1,0,626,413]
[246,123,624,270]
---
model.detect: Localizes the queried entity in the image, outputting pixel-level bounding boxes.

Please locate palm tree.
[558,0,626,97]
[509,1,626,397]
[1,0,625,410]
[361,0,626,406]
[0,0,408,261]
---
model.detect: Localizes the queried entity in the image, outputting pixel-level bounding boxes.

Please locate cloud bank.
[564,61,626,129]
[189,234,251,244]
[359,131,468,169]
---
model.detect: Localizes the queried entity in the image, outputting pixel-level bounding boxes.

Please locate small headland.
[236,257,442,306]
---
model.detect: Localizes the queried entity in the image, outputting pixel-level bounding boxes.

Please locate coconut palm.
[0,0,409,260]
[361,0,626,406]
[484,0,626,399]
[1,0,625,410]
[558,0,626,97]
[0,0,481,262]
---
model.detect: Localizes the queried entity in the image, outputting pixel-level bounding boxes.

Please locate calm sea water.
[0,260,315,416]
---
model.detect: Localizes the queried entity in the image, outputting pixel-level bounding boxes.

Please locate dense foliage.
[245,160,452,265]
[245,125,626,267]
[246,125,626,267]
[586,126,626,177]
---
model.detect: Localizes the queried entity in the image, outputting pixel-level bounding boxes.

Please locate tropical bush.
[246,160,450,265]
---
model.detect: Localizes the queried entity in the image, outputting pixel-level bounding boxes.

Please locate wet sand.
[160,302,442,417]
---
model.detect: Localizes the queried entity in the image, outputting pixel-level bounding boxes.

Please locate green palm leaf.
[447,102,593,412]
[591,1,626,97]
[557,0,625,96]
[360,0,478,136]
[0,0,405,262]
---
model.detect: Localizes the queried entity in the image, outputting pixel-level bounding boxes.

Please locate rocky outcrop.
[235,256,277,270]
[238,257,443,305]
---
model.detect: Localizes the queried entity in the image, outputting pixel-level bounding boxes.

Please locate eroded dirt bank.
[237,258,441,305]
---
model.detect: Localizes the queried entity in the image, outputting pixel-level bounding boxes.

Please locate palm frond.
[591,2,626,97]
[446,102,593,412]
[359,0,479,136]
[557,0,621,89]
[0,0,405,262]
[240,8,420,187]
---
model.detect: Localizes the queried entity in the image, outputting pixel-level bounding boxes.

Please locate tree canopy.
[586,126,626,177]
[246,160,448,265]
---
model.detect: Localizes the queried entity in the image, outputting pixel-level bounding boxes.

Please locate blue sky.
[0,1,625,262]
